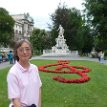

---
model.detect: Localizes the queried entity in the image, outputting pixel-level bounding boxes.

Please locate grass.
[0,60,107,107]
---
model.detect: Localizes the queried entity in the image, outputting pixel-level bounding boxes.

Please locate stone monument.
[42,25,71,56]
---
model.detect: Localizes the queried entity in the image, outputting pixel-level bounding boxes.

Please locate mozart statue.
[58,24,64,37]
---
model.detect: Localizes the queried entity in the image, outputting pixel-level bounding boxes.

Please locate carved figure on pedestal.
[58,25,64,37]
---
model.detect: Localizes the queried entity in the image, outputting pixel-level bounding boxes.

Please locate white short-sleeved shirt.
[7,61,42,107]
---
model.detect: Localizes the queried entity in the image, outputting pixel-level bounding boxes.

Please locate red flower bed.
[38,60,91,84]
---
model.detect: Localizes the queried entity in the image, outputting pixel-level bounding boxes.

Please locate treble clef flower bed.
[38,60,91,84]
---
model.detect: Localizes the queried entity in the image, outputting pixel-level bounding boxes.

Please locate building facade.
[12,13,34,41]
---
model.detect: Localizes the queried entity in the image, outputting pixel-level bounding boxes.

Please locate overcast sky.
[0,0,84,30]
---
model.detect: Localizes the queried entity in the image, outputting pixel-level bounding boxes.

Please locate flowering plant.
[38,60,91,84]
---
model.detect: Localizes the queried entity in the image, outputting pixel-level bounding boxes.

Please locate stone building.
[11,13,34,41]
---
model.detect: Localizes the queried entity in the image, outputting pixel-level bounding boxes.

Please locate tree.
[30,28,52,55]
[0,8,15,47]
[81,25,94,55]
[83,0,107,50]
[50,4,84,50]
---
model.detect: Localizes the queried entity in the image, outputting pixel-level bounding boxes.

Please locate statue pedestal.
[42,33,71,56]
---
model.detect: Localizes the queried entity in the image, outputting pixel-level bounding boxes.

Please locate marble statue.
[42,24,71,56]
[58,24,64,37]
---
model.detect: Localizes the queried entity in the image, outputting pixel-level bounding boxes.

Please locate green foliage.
[81,26,94,54]
[50,4,86,50]
[1,60,107,107]
[104,50,107,59]
[30,28,52,55]
[84,0,107,50]
[0,8,15,47]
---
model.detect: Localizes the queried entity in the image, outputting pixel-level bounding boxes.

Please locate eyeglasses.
[18,47,31,53]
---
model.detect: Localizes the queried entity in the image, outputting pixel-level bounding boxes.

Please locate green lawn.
[0,60,107,107]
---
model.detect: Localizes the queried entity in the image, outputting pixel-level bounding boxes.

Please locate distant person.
[2,52,5,62]
[100,51,105,64]
[8,50,14,64]
[7,39,42,107]
[98,51,101,62]
[0,52,2,63]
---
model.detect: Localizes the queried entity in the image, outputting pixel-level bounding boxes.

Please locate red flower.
[38,60,91,84]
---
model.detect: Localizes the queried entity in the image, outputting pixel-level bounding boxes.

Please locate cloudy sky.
[0,0,84,30]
